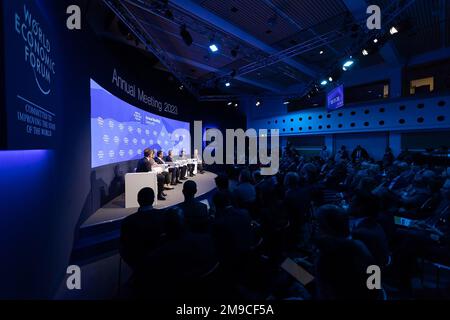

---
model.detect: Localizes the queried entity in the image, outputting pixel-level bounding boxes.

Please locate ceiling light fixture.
[390,26,399,35]
[209,44,219,53]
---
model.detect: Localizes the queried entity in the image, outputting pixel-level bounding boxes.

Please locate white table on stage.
[188,159,198,175]
[125,172,159,208]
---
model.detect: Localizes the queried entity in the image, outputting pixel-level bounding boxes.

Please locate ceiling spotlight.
[320,80,328,86]
[180,25,193,46]
[256,101,261,107]
[328,77,333,82]
[225,82,231,87]
[390,26,399,35]
[235,103,238,107]
[209,43,219,53]
[373,38,378,43]
[283,101,290,105]
[343,59,354,71]
[227,102,233,106]
[362,49,369,56]
[319,50,324,55]
[179,85,184,90]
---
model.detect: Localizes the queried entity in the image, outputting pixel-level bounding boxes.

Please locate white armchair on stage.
[125,172,159,208]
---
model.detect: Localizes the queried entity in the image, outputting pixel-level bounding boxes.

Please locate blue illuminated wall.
[0,150,57,298]
[248,95,450,159]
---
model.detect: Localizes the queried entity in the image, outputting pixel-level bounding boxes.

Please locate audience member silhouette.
[179,180,210,233]
[120,188,165,271]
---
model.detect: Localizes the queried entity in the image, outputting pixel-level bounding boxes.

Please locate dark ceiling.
[94,0,450,100]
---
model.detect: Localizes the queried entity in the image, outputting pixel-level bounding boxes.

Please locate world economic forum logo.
[14,4,56,96]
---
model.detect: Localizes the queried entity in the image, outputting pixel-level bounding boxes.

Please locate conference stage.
[81,171,217,228]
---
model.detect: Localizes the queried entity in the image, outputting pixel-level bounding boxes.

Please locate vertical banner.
[2,0,59,149]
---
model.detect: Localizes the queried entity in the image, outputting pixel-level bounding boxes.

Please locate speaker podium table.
[125,172,159,208]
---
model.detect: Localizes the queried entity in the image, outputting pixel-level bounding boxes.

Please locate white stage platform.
[81,171,217,228]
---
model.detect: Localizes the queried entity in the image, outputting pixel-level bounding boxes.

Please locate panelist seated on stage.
[156,150,181,186]
[136,148,167,201]
[178,149,195,178]
[165,150,186,182]
[154,151,175,189]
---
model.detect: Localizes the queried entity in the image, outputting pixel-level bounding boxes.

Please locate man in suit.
[120,188,166,271]
[154,151,174,190]
[165,150,184,183]
[211,191,254,268]
[179,181,209,233]
[156,150,180,186]
[136,148,166,201]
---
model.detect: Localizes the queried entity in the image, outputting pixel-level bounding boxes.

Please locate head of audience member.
[252,170,263,185]
[349,192,380,220]
[164,207,185,239]
[356,176,378,194]
[180,150,186,158]
[168,150,173,158]
[215,174,229,192]
[137,187,155,209]
[194,149,199,157]
[213,191,232,214]
[301,163,318,184]
[144,148,152,160]
[413,170,435,189]
[239,169,252,184]
[156,151,164,159]
[182,180,197,200]
[315,205,350,239]
[284,172,299,191]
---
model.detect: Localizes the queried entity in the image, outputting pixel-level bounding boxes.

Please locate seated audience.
[352,145,370,163]
[232,169,256,207]
[120,143,450,300]
[211,191,254,268]
[319,145,330,162]
[120,188,165,271]
[137,207,218,300]
[313,205,379,300]
[349,192,390,267]
[179,181,210,233]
